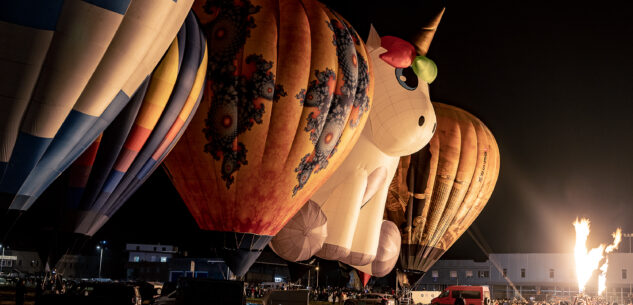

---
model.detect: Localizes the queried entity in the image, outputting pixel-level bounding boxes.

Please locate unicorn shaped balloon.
[271,9,444,277]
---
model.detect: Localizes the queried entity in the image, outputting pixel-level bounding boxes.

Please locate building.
[124,244,290,283]
[125,244,177,281]
[418,253,633,304]
[0,249,42,274]
[57,255,104,279]
[126,243,177,263]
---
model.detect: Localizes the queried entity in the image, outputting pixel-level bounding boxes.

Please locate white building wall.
[419,252,633,302]
[489,253,576,286]
[604,253,633,286]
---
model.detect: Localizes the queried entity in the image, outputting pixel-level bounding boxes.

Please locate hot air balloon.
[0,0,194,241]
[385,102,500,284]
[36,13,208,269]
[271,9,444,278]
[163,0,374,276]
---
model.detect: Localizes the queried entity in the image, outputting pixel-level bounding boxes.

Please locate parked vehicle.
[409,290,441,305]
[345,293,396,305]
[83,283,143,305]
[431,286,491,305]
[155,290,177,305]
[262,289,309,305]
[38,283,143,305]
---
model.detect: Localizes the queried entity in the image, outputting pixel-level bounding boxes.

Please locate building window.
[521,268,526,278]
[450,271,457,278]
[162,247,166,251]
[478,271,489,278]
[549,269,555,279]
[503,268,507,277]
[133,256,140,262]
[623,269,627,280]
[161,257,167,263]
[136,246,140,251]
[466,270,473,278]
[432,270,439,278]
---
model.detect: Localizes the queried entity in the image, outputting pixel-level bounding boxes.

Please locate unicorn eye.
[395,67,418,91]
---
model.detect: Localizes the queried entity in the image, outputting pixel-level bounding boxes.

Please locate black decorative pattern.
[292,16,361,195]
[201,0,284,188]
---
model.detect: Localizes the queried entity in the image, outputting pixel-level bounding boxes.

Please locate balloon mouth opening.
[202,231,273,277]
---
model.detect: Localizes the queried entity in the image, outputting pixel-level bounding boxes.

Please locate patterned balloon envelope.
[0,0,194,240]
[385,102,500,282]
[163,0,373,276]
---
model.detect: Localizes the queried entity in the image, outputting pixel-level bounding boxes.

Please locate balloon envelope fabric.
[385,102,500,279]
[163,0,373,276]
[270,200,328,262]
[62,13,207,242]
[0,0,194,240]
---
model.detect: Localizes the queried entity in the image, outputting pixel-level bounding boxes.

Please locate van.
[431,286,490,305]
[410,291,442,305]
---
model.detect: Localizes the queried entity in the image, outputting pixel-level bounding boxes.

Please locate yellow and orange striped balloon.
[386,102,500,276]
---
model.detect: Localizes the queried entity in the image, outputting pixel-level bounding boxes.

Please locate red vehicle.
[431,286,491,305]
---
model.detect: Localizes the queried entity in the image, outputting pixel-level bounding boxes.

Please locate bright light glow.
[573,218,622,295]
[598,228,622,295]
[574,218,605,294]
[598,261,608,295]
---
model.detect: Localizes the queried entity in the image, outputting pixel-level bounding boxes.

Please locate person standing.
[15,279,26,305]
[455,294,466,305]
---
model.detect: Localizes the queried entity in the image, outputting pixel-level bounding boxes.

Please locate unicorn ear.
[366,24,381,52]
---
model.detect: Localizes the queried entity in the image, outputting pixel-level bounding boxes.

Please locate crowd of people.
[491,297,633,305]
[245,283,397,304]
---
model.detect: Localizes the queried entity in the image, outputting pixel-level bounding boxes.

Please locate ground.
[0,287,35,305]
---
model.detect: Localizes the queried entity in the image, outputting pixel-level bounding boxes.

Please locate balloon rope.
[466,225,525,301]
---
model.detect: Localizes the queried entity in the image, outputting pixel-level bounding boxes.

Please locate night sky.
[16,0,633,261]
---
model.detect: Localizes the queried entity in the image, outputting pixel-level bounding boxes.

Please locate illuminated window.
[450,271,457,278]
[160,257,167,263]
[133,256,140,262]
[466,270,473,278]
[432,270,439,278]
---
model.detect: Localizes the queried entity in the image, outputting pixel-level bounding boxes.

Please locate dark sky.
[26,0,633,260]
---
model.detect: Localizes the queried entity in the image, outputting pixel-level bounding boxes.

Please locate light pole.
[0,244,4,274]
[96,241,106,279]
[316,265,319,289]
[96,245,103,278]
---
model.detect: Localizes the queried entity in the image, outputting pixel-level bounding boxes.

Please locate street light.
[315,265,319,289]
[96,241,106,279]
